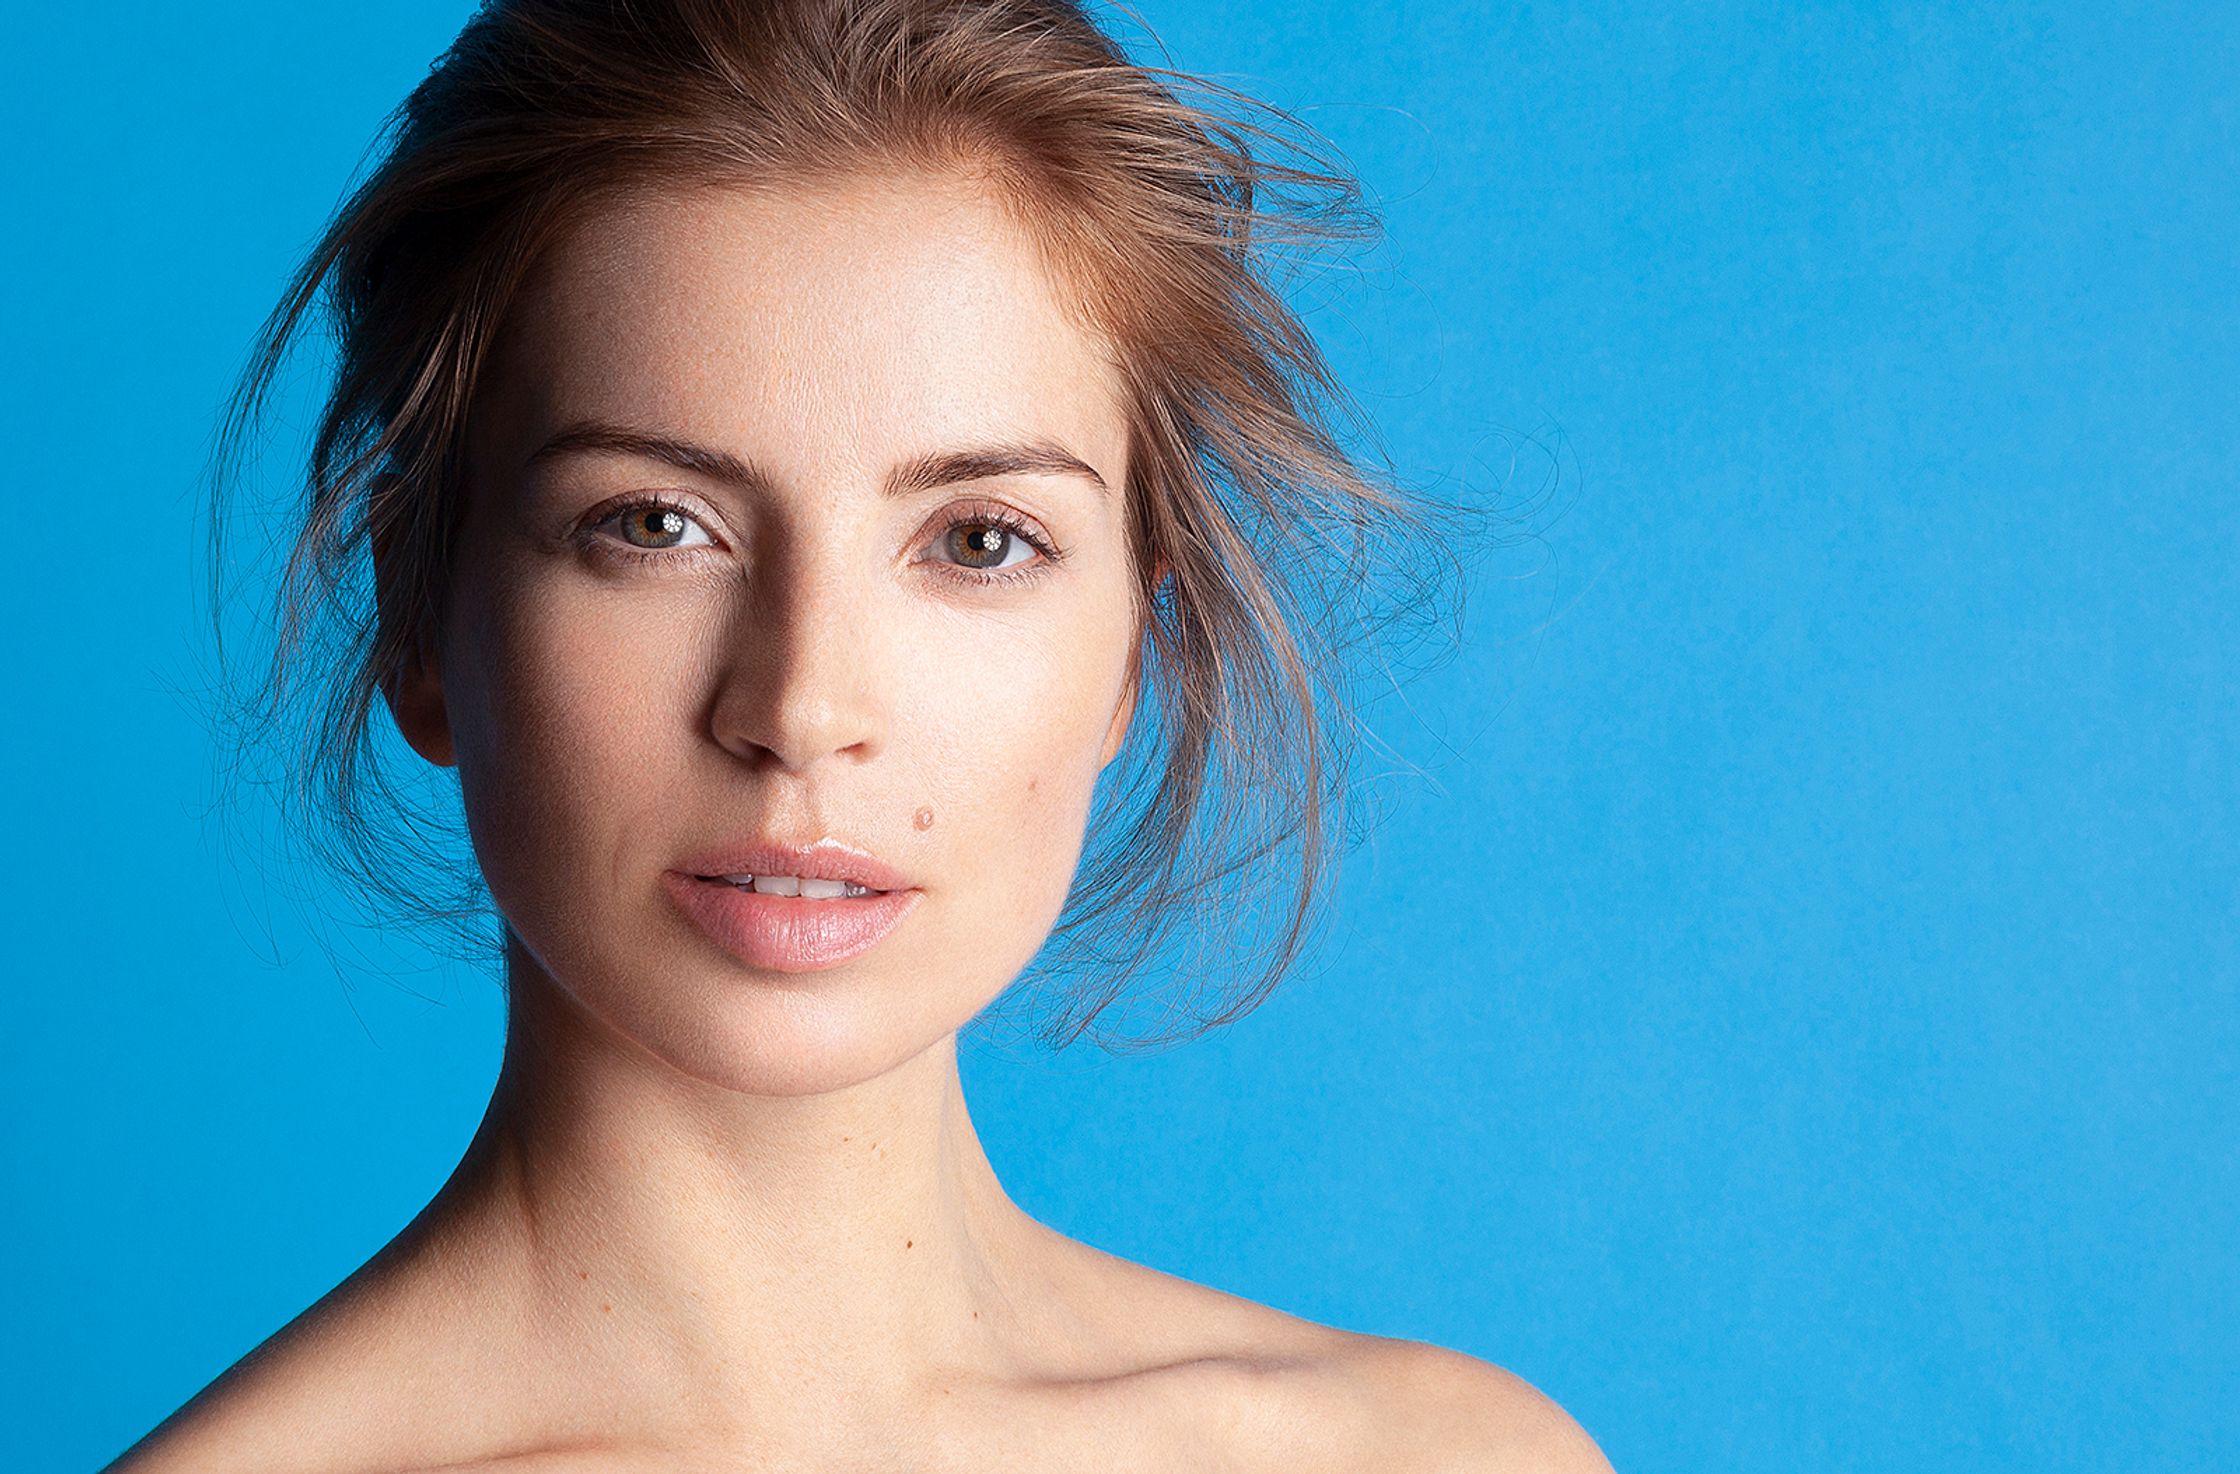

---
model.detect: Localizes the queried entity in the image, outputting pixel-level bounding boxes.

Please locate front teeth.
[715,873,874,899]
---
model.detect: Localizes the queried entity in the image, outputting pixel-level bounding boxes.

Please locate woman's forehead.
[475,168,1131,484]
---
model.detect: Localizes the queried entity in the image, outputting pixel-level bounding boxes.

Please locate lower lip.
[661,872,921,974]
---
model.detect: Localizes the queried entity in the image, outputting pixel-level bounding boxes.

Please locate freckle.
[601,1302,612,1313]
[914,805,934,830]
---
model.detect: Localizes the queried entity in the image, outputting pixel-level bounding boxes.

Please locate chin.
[504,918,991,1099]
[630,980,969,1099]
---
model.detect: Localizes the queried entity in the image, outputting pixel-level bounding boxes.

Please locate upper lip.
[674,836,915,892]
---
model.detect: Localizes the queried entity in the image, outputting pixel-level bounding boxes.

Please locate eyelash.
[576,494,1063,586]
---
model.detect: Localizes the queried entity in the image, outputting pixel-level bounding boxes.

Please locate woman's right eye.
[585,497,720,556]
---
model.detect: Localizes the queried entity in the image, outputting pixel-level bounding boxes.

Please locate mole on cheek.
[914,806,934,831]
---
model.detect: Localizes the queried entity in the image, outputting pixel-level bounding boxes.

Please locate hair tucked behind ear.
[201,0,1523,1051]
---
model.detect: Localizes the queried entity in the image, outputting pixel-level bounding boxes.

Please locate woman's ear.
[1099,668,1138,771]
[1098,553,1171,768]
[383,632,457,769]
[1100,582,1155,770]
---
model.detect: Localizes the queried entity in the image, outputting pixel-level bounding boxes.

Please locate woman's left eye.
[927,507,1059,583]
[590,498,718,553]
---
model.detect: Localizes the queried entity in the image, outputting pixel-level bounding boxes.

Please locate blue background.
[7,2,2234,1469]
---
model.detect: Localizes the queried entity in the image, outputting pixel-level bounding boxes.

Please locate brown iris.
[948,522,1009,568]
[621,507,688,548]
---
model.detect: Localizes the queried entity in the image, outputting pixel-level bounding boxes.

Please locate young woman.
[113,2,1613,1469]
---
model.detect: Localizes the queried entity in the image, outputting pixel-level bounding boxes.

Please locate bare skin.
[106,166,1614,1474]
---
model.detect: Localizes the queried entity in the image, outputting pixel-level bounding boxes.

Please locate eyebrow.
[525,419,1110,499]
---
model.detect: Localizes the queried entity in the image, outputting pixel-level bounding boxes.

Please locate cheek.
[908,613,1122,926]
[447,578,707,929]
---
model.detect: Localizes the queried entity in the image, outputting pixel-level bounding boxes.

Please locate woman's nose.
[705,549,883,773]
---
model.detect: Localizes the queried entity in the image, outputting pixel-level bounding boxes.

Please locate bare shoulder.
[1325,1333,1617,1474]
[98,1357,311,1474]
[1073,1249,1611,1474]
[94,1243,520,1474]
[95,1313,395,1474]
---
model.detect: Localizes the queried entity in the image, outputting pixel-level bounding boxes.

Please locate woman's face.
[396,168,1141,1095]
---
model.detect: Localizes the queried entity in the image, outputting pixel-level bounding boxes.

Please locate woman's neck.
[403,962,1081,1451]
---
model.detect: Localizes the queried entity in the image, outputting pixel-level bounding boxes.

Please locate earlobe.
[384,635,457,769]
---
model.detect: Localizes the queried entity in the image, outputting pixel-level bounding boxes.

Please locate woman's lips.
[660,871,921,973]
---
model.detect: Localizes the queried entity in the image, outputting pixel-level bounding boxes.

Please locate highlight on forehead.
[524,145,1149,405]
[482,156,1141,508]
[640,137,1156,373]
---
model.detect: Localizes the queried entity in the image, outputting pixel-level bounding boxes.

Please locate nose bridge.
[709,518,881,770]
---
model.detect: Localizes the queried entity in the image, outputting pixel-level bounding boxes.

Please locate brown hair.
[204,0,1503,1050]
